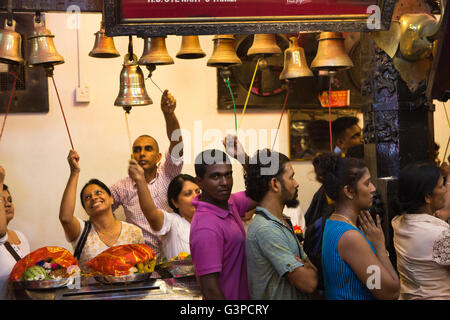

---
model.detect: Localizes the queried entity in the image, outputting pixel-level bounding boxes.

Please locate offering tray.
[93,272,154,285]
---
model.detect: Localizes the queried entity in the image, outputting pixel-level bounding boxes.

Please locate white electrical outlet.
[75,86,90,103]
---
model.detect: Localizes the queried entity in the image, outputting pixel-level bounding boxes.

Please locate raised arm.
[128,159,165,231]
[59,150,81,242]
[161,89,183,158]
[0,166,7,238]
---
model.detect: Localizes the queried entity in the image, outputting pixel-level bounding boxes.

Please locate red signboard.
[104,0,396,36]
[122,0,377,20]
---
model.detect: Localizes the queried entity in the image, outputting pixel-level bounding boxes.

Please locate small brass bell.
[27,15,64,70]
[247,34,282,56]
[139,36,174,66]
[311,32,353,71]
[0,19,23,64]
[114,53,152,107]
[89,21,120,58]
[176,36,206,59]
[280,36,313,80]
[207,35,242,68]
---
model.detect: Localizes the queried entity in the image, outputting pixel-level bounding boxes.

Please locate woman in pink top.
[392,162,450,300]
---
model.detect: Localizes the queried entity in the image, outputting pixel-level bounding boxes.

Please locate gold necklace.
[331,213,358,229]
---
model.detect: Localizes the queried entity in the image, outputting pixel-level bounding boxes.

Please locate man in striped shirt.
[110,90,183,263]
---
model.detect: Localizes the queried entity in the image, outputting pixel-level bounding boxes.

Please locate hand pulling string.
[272,88,290,151]
[51,75,74,150]
[0,72,18,144]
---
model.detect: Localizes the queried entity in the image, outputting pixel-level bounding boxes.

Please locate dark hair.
[394,162,441,214]
[312,152,367,202]
[134,135,159,153]
[2,184,8,191]
[346,144,364,159]
[80,179,112,210]
[244,149,291,203]
[194,149,231,179]
[167,174,197,215]
[331,116,359,144]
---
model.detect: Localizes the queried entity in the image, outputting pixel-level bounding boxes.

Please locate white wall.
[1,13,447,251]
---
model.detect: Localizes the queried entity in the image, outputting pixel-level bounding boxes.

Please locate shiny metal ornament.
[89,22,120,58]
[280,36,313,80]
[207,35,242,67]
[0,19,23,64]
[27,16,64,69]
[311,32,353,71]
[176,36,206,59]
[139,36,174,66]
[370,21,401,59]
[393,56,431,92]
[247,34,282,56]
[114,53,152,107]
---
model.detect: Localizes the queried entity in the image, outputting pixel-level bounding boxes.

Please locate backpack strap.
[3,241,21,262]
[74,221,92,261]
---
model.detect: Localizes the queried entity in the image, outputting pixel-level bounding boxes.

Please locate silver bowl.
[165,258,195,277]
[13,277,76,290]
[93,272,153,285]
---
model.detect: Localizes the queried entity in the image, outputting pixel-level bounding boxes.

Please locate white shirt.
[0,231,30,299]
[392,213,450,300]
[70,217,145,272]
[150,210,190,260]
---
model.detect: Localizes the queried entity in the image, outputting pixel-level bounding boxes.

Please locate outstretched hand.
[67,150,80,173]
[128,159,146,183]
[161,89,176,114]
[223,134,247,162]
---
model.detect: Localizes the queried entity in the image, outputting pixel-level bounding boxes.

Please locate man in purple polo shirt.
[190,149,256,300]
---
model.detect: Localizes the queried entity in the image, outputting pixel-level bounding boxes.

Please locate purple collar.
[192,194,232,219]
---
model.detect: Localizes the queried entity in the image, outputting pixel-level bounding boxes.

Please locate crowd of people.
[0,90,449,300]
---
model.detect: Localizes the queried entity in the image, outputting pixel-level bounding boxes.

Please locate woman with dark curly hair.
[392,162,449,300]
[316,152,399,300]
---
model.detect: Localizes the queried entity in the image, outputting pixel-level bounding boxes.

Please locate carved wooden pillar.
[361,32,435,267]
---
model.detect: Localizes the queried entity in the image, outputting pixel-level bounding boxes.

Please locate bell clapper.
[219,67,231,83]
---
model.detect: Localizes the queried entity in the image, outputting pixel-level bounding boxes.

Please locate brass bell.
[114,53,152,107]
[27,15,64,69]
[311,32,353,71]
[207,35,241,67]
[139,36,174,66]
[247,34,282,56]
[280,36,313,80]
[89,21,120,58]
[0,19,23,64]
[176,36,206,59]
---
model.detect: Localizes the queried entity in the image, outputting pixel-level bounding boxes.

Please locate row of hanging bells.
[0,14,64,74]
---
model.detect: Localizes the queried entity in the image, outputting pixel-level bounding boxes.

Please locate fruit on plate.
[169,251,191,262]
[86,244,156,277]
[22,266,51,281]
[9,246,79,282]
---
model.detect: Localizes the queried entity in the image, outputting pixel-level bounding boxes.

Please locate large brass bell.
[280,36,313,80]
[114,53,152,107]
[27,15,64,70]
[207,35,241,68]
[176,36,206,59]
[89,22,120,58]
[139,36,174,67]
[0,19,23,64]
[247,34,282,56]
[311,32,353,71]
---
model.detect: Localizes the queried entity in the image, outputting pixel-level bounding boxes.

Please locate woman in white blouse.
[59,150,144,271]
[0,166,30,299]
[128,160,200,260]
[392,162,450,300]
